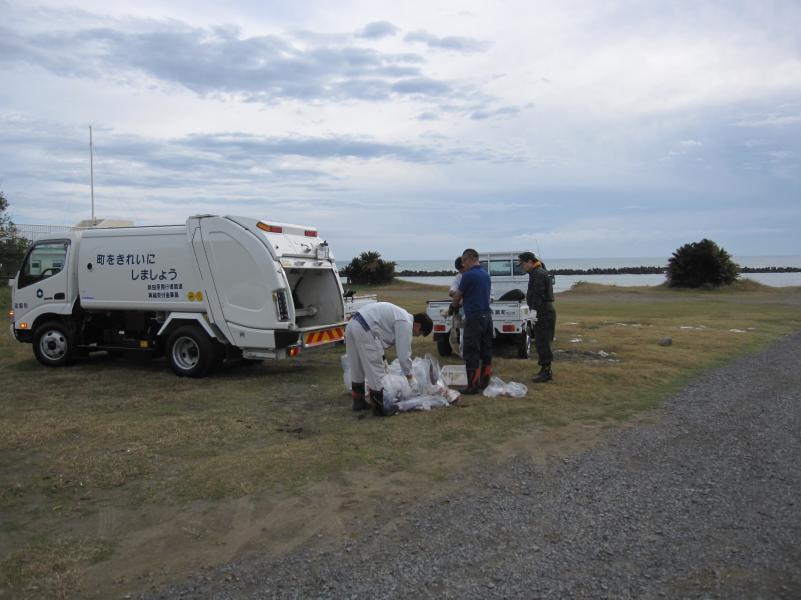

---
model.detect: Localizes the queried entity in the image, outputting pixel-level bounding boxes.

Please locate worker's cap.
[518,251,537,263]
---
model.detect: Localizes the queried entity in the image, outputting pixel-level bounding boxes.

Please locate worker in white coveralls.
[346,302,433,416]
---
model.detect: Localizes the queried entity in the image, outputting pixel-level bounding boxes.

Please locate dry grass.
[2,281,801,597]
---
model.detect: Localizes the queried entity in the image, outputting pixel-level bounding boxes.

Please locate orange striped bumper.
[302,325,345,348]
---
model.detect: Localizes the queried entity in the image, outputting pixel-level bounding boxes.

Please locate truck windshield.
[18,241,69,288]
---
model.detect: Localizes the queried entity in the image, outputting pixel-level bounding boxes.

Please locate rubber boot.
[532,365,553,383]
[351,382,367,412]
[479,364,493,390]
[461,368,482,395]
[368,388,393,416]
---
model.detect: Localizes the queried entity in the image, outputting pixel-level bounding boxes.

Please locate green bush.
[0,191,30,280]
[666,239,739,288]
[342,251,396,285]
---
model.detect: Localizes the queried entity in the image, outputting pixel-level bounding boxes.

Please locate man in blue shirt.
[450,248,493,394]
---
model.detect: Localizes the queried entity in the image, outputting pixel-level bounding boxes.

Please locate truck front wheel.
[435,332,453,356]
[33,321,74,367]
[166,325,214,377]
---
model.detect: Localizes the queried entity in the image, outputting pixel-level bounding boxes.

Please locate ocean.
[388,256,801,292]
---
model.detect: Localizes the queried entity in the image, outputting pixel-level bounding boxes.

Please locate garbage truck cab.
[9,215,347,377]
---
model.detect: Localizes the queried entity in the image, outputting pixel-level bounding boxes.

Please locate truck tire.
[32,320,74,367]
[517,324,532,359]
[435,332,453,357]
[166,325,214,377]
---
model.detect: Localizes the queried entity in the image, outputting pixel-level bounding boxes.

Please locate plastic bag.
[396,395,450,412]
[382,373,412,403]
[387,356,440,396]
[482,376,528,398]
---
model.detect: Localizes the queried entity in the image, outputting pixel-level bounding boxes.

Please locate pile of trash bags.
[342,354,528,414]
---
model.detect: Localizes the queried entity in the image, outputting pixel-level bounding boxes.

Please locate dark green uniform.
[526,264,556,367]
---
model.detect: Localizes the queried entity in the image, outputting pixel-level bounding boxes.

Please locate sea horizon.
[388,255,801,272]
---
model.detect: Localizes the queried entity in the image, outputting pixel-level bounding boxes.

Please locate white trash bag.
[482,376,528,398]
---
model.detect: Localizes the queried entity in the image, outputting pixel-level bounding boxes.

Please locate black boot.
[479,364,493,390]
[532,365,553,383]
[461,368,482,395]
[369,388,397,416]
[351,382,367,411]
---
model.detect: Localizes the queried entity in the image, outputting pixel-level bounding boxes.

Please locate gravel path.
[144,332,801,599]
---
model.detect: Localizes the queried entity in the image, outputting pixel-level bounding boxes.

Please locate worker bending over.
[346,302,433,416]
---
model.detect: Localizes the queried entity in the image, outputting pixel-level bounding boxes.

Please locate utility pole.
[89,125,95,224]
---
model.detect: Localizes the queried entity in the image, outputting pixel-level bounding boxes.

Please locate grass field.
[2,279,801,598]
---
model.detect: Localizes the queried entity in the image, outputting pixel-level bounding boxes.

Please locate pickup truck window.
[18,241,69,289]
[489,259,511,277]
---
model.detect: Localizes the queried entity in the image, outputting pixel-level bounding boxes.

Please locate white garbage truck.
[426,251,543,359]
[8,215,348,377]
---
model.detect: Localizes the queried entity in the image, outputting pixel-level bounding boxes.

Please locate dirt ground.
[3,281,801,599]
[81,418,628,598]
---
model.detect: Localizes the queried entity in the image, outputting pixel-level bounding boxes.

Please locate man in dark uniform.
[450,248,493,394]
[518,251,556,383]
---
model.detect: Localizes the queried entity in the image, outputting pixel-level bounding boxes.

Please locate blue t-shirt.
[458,265,491,316]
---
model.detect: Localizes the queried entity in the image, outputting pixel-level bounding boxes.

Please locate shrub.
[342,251,396,285]
[666,239,739,288]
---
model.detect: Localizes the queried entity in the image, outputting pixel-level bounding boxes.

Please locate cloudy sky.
[1,0,800,260]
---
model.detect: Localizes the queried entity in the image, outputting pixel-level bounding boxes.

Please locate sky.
[1,0,800,261]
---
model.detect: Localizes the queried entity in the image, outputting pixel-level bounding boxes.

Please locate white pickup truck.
[426,251,543,359]
[9,215,349,377]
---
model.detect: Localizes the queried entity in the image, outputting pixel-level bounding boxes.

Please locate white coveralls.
[448,273,464,357]
[345,302,414,391]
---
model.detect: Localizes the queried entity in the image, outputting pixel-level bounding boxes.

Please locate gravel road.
[144,332,801,599]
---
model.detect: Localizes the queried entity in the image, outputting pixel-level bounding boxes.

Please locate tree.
[342,250,396,285]
[0,191,30,279]
[666,238,739,288]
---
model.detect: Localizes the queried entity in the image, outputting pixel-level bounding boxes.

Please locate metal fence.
[14,223,74,240]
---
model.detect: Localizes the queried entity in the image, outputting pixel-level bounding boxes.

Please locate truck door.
[14,240,72,320]
[197,219,281,330]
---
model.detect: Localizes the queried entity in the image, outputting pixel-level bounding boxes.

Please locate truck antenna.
[89,125,96,225]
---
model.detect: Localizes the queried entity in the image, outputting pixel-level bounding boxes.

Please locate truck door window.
[480,260,488,272]
[18,241,69,289]
[489,260,511,277]
[513,261,524,276]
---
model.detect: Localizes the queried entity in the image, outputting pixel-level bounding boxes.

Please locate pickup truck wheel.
[517,325,532,359]
[166,325,213,377]
[33,321,73,367]
[435,332,453,356]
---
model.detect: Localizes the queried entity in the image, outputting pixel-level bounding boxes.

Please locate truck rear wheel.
[33,321,74,367]
[166,325,214,377]
[517,324,532,359]
[435,332,453,356]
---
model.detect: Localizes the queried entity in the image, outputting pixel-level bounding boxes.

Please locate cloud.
[404,30,489,53]
[732,113,801,127]
[0,17,460,105]
[470,105,521,120]
[355,21,399,39]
